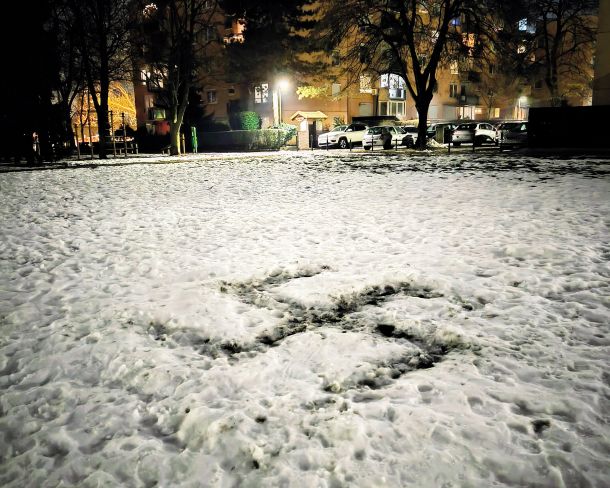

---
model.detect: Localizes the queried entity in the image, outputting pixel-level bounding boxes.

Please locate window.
[380,73,406,89]
[331,83,341,97]
[518,18,528,31]
[378,101,405,116]
[451,17,461,26]
[517,44,526,54]
[228,87,236,95]
[205,26,216,42]
[450,61,459,75]
[489,64,495,75]
[359,75,373,93]
[254,83,269,103]
[449,83,459,98]
[207,90,217,104]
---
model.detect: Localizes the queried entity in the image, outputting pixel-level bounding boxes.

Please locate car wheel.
[338,138,349,149]
[474,136,484,147]
[453,142,461,147]
[364,145,371,150]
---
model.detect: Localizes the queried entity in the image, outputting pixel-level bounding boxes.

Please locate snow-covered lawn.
[1,152,609,487]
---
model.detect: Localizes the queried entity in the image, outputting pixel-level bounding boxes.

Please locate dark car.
[495,121,527,145]
[500,122,528,147]
[427,123,457,142]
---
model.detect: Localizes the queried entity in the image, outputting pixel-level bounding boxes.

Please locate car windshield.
[332,125,347,132]
[500,122,520,130]
[367,127,387,135]
[456,123,476,130]
[402,127,417,133]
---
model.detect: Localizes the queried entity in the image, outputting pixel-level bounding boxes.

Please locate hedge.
[198,129,292,151]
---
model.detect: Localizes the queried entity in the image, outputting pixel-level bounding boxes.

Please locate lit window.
[378,101,405,116]
[143,3,157,18]
[207,90,217,104]
[450,61,459,75]
[517,44,526,54]
[518,18,528,31]
[359,75,372,93]
[449,83,459,98]
[254,83,269,103]
[380,73,406,89]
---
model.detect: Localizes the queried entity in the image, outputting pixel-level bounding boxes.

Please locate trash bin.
[191,126,198,153]
[443,126,453,143]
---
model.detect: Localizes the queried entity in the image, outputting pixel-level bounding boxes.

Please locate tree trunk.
[169,121,181,155]
[415,101,430,150]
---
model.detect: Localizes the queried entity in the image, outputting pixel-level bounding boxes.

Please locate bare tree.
[533,0,597,105]
[68,0,134,158]
[48,0,84,151]
[138,0,222,155]
[318,0,488,148]
[499,0,597,106]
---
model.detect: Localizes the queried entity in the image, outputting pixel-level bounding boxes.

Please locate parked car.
[451,122,497,146]
[317,123,368,149]
[427,123,457,141]
[495,121,527,145]
[363,125,405,150]
[401,126,419,147]
[500,121,528,147]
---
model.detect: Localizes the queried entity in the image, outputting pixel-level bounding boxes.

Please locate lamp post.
[276,78,290,126]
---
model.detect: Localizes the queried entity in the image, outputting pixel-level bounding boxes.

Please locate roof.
[290,111,328,121]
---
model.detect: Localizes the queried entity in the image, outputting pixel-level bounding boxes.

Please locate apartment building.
[132,2,595,138]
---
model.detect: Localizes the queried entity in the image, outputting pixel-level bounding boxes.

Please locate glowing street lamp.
[276,78,290,125]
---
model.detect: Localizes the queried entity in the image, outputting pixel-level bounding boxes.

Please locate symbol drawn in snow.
[210,266,468,392]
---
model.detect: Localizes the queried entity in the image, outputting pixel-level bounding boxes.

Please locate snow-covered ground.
[1,152,609,487]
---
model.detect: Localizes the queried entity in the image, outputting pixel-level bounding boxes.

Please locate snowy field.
[1,152,609,487]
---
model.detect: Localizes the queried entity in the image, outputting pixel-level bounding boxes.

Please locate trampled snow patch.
[1,153,608,487]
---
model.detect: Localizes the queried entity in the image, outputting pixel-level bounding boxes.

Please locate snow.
[1,152,609,487]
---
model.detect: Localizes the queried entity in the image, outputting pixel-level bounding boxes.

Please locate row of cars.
[317,123,421,150]
[317,121,529,149]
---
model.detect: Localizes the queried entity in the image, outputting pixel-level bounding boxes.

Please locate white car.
[317,123,369,149]
[362,125,406,150]
[451,122,497,146]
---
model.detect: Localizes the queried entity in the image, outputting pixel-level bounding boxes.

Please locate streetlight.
[276,78,290,125]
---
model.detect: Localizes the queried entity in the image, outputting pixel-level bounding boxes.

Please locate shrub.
[270,123,297,146]
[230,111,261,131]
